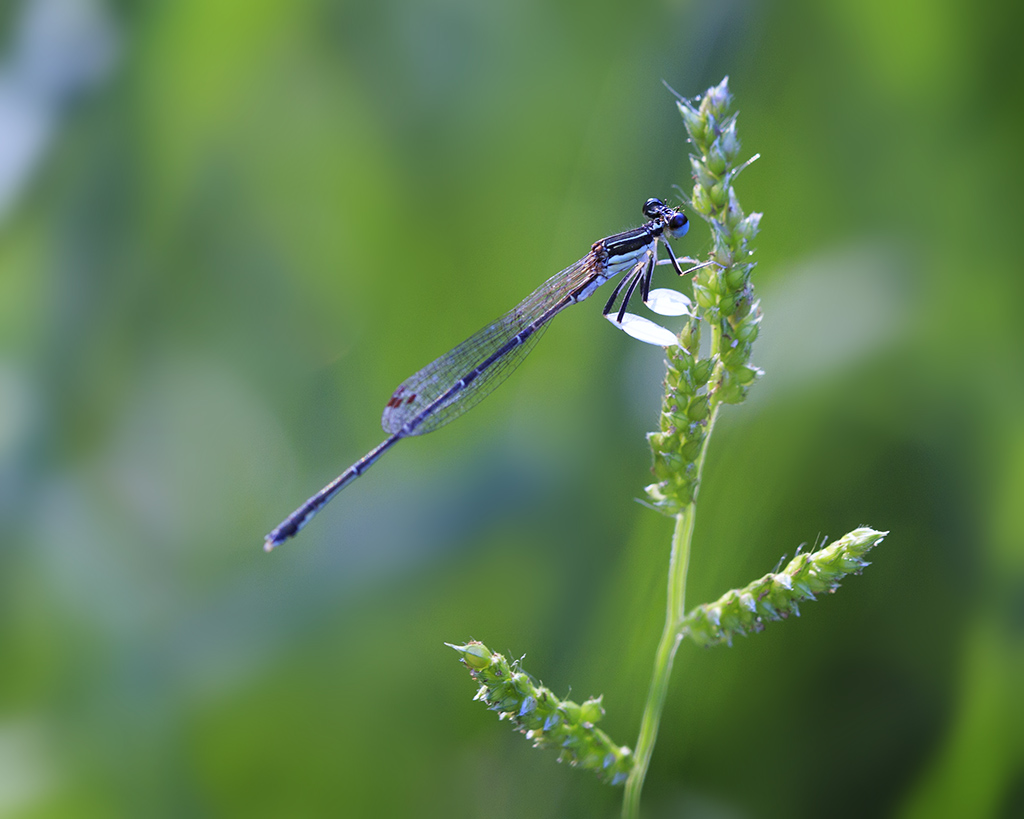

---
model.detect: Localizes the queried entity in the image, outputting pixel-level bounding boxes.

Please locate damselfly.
[265,198,693,550]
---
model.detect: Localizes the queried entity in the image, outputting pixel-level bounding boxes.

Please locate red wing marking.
[385,388,417,409]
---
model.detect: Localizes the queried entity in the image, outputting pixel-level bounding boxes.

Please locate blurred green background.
[1,0,1022,817]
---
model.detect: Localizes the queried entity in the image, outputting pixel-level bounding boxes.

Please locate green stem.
[622,504,694,817]
[623,402,721,818]
[622,76,760,815]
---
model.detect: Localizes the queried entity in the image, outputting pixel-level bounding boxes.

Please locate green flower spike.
[442,80,887,819]
[447,642,633,786]
[681,528,889,647]
[646,76,764,517]
[626,80,886,818]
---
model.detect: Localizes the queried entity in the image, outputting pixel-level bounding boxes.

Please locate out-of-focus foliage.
[1,1,1021,817]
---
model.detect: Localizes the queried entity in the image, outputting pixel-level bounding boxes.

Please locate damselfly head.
[643,198,689,238]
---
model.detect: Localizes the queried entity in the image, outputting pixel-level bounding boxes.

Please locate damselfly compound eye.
[642,198,665,218]
[669,213,688,232]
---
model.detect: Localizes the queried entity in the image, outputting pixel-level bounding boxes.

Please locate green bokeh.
[1,1,1022,817]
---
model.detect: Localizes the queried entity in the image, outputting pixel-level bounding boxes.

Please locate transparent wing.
[383,320,548,436]
[381,253,601,436]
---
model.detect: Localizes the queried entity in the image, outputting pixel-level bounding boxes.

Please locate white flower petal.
[606,312,679,346]
[645,288,692,316]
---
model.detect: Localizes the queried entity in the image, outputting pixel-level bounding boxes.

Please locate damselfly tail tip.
[263,535,279,553]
